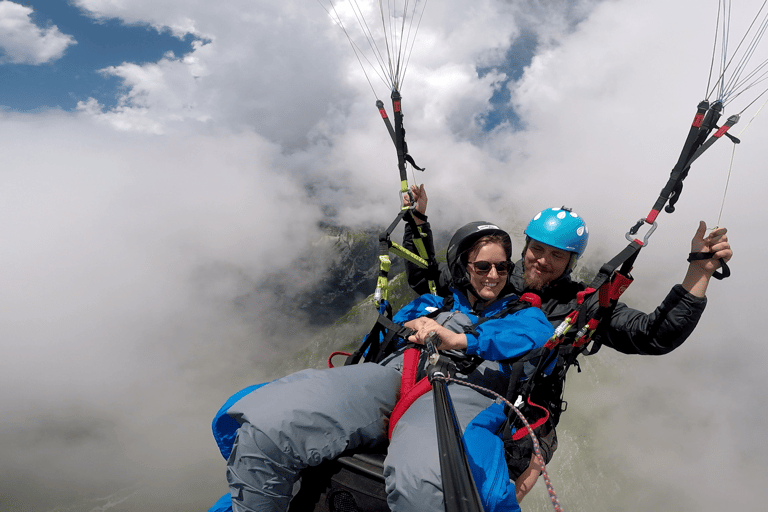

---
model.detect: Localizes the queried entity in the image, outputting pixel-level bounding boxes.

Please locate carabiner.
[399,188,415,211]
[625,218,657,246]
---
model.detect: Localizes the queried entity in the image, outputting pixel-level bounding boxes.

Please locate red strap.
[327,351,351,368]
[520,292,541,308]
[595,270,633,309]
[597,282,612,308]
[388,347,432,439]
[511,397,550,441]
[399,347,421,397]
[388,377,432,439]
[576,287,596,305]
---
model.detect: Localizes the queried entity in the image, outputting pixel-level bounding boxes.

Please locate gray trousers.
[225,362,493,512]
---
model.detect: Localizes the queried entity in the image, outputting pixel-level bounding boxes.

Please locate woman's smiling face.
[467,242,508,304]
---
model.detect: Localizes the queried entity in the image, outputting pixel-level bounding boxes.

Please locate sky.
[1,0,767,511]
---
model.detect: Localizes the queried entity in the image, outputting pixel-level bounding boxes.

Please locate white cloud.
[74,0,202,38]
[0,0,76,64]
[3,0,768,510]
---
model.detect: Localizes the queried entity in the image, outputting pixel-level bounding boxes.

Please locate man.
[402,184,733,500]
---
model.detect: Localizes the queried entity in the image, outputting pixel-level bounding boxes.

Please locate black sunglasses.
[468,261,512,275]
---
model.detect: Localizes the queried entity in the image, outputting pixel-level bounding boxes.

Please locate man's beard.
[523,269,546,291]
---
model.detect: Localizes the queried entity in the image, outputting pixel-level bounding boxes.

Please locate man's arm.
[596,222,732,355]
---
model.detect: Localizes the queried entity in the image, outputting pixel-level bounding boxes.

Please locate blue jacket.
[392,288,552,361]
[392,290,552,512]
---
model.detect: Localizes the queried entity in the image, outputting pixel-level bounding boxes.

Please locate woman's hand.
[402,184,428,224]
[403,317,467,350]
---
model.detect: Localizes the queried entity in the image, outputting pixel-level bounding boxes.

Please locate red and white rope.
[437,375,564,512]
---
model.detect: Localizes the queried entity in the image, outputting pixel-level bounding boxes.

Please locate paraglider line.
[707,0,768,104]
[319,0,383,98]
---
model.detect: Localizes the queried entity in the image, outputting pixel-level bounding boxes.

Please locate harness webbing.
[374,208,437,304]
[510,396,550,441]
[544,240,640,351]
[388,346,432,439]
[345,309,415,366]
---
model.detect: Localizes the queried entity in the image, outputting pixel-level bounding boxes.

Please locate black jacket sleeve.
[595,284,707,355]
[402,221,451,296]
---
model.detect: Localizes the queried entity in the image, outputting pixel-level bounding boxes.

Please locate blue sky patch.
[477,28,537,131]
[0,1,196,112]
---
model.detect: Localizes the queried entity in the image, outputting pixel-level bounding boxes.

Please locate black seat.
[289,451,389,512]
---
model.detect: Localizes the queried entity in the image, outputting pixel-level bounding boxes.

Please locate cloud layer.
[2,0,767,510]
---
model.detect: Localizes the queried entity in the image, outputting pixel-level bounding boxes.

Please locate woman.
[215,223,553,512]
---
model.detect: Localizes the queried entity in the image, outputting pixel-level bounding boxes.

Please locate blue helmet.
[525,207,589,259]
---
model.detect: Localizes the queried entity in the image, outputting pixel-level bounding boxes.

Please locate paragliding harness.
[313,291,544,512]
[346,291,540,426]
[501,99,736,461]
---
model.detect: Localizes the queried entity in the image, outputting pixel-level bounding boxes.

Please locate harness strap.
[535,242,642,393]
[388,346,432,439]
[387,296,536,438]
[503,345,553,403]
[375,208,438,304]
[687,251,731,280]
[510,396,550,441]
[345,305,416,365]
[573,269,634,349]
[552,239,641,347]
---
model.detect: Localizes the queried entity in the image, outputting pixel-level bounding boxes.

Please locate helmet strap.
[465,285,488,314]
[566,253,578,274]
[521,237,530,261]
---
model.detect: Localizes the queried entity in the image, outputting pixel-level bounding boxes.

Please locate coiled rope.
[434,375,564,512]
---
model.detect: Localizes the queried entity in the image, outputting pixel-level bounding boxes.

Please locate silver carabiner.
[626,218,657,246]
[400,188,416,211]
